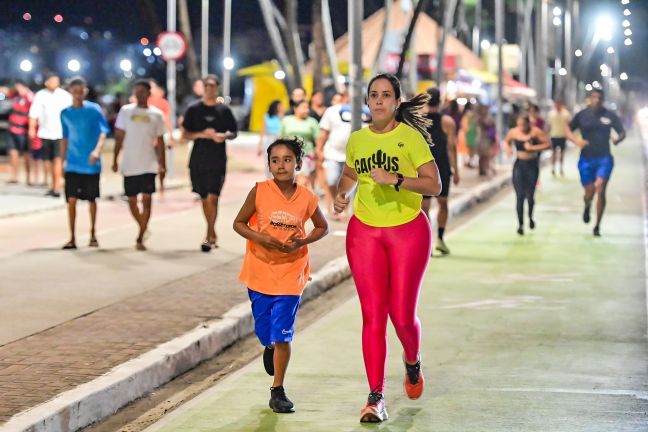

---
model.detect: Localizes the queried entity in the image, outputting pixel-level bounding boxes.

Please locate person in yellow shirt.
[234,137,328,414]
[334,73,441,423]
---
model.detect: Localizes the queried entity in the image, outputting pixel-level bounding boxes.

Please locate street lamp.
[623,9,631,16]
[624,29,632,36]
[585,83,593,91]
[553,6,562,16]
[153,47,162,56]
[558,68,567,76]
[143,48,152,57]
[480,40,491,50]
[594,16,614,41]
[553,16,562,26]
[67,59,81,72]
[575,49,583,57]
[620,72,628,80]
[223,56,235,71]
[607,47,615,54]
[19,59,33,72]
[119,59,132,72]
[621,0,629,4]
[622,19,630,27]
[624,38,633,46]
[273,70,286,80]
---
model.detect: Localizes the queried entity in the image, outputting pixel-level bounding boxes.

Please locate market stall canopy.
[308,5,483,73]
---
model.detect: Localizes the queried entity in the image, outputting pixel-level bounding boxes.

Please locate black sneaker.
[583,204,591,224]
[269,386,295,413]
[593,226,601,237]
[263,346,274,376]
[517,226,524,236]
[529,219,536,230]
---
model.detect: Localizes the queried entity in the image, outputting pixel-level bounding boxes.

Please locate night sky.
[1,0,646,95]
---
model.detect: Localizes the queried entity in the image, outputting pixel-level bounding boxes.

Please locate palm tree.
[396,0,430,80]
[178,0,200,84]
[312,0,325,92]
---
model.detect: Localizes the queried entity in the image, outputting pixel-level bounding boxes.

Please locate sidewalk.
[0,133,262,219]
[0,138,515,431]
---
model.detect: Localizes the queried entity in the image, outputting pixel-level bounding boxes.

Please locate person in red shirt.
[7,80,33,184]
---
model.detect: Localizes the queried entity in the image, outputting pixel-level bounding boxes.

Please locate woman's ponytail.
[396,93,432,144]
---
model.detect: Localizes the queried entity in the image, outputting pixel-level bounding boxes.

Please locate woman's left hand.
[370,168,397,186]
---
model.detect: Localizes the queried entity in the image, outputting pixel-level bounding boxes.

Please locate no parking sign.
[156,31,187,61]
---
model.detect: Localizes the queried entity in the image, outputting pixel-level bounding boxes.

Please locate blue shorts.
[248,289,301,347]
[578,155,614,186]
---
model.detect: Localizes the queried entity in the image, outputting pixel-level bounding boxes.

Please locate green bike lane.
[145,136,648,432]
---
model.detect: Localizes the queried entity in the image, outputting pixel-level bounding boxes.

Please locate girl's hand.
[334,192,350,213]
[281,234,304,253]
[370,168,397,186]
[258,233,284,250]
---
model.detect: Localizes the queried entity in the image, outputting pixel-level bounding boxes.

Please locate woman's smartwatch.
[394,173,404,191]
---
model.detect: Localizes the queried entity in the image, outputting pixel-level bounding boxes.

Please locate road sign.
[156,31,186,61]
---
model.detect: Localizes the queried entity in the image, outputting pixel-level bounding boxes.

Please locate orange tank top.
[239,180,319,296]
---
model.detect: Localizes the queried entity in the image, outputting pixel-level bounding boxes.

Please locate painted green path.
[146,136,648,432]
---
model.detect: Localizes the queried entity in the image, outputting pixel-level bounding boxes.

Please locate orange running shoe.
[403,355,424,399]
[359,390,388,423]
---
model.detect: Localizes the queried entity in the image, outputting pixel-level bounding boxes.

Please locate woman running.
[334,73,441,423]
[503,114,550,235]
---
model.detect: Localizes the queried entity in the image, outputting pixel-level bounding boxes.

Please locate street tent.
[330,5,484,73]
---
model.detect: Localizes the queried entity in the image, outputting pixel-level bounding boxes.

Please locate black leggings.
[513,158,539,226]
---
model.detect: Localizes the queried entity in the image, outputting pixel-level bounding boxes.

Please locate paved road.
[144,134,648,432]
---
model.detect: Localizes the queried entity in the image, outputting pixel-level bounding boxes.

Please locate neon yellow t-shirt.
[346,123,434,227]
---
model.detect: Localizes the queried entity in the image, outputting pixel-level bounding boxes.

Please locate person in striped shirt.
[7,80,34,185]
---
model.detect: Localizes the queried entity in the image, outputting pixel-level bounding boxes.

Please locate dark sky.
[2,0,647,91]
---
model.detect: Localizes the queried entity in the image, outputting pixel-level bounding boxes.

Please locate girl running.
[503,114,550,235]
[334,73,441,423]
[234,137,328,414]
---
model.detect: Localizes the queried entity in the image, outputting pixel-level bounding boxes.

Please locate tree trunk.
[136,0,162,35]
[312,0,325,93]
[178,0,200,84]
[436,0,459,85]
[258,0,294,92]
[397,0,429,80]
[283,0,304,89]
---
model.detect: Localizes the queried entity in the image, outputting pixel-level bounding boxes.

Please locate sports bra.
[513,138,538,152]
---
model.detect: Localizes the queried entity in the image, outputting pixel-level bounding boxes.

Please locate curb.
[1,172,512,432]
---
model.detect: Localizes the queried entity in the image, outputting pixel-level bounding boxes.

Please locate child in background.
[233,136,328,414]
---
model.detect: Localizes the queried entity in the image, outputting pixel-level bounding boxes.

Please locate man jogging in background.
[29,73,72,197]
[113,79,166,251]
[60,77,110,249]
[566,89,625,237]
[7,80,34,185]
[182,74,238,252]
[547,98,571,176]
[423,88,459,255]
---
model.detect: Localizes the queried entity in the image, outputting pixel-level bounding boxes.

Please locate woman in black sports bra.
[503,114,550,235]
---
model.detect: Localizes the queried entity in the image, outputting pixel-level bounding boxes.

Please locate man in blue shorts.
[567,89,625,236]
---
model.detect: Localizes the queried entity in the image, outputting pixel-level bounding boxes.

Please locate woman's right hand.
[334,192,350,214]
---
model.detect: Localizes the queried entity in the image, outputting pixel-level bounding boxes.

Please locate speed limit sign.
[156,31,187,61]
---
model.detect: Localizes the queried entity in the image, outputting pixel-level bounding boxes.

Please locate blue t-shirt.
[569,107,624,158]
[264,114,282,135]
[61,101,110,174]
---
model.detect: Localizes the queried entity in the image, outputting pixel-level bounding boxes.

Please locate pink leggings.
[346,212,432,393]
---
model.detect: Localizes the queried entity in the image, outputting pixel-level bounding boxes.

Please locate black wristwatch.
[394,173,404,191]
